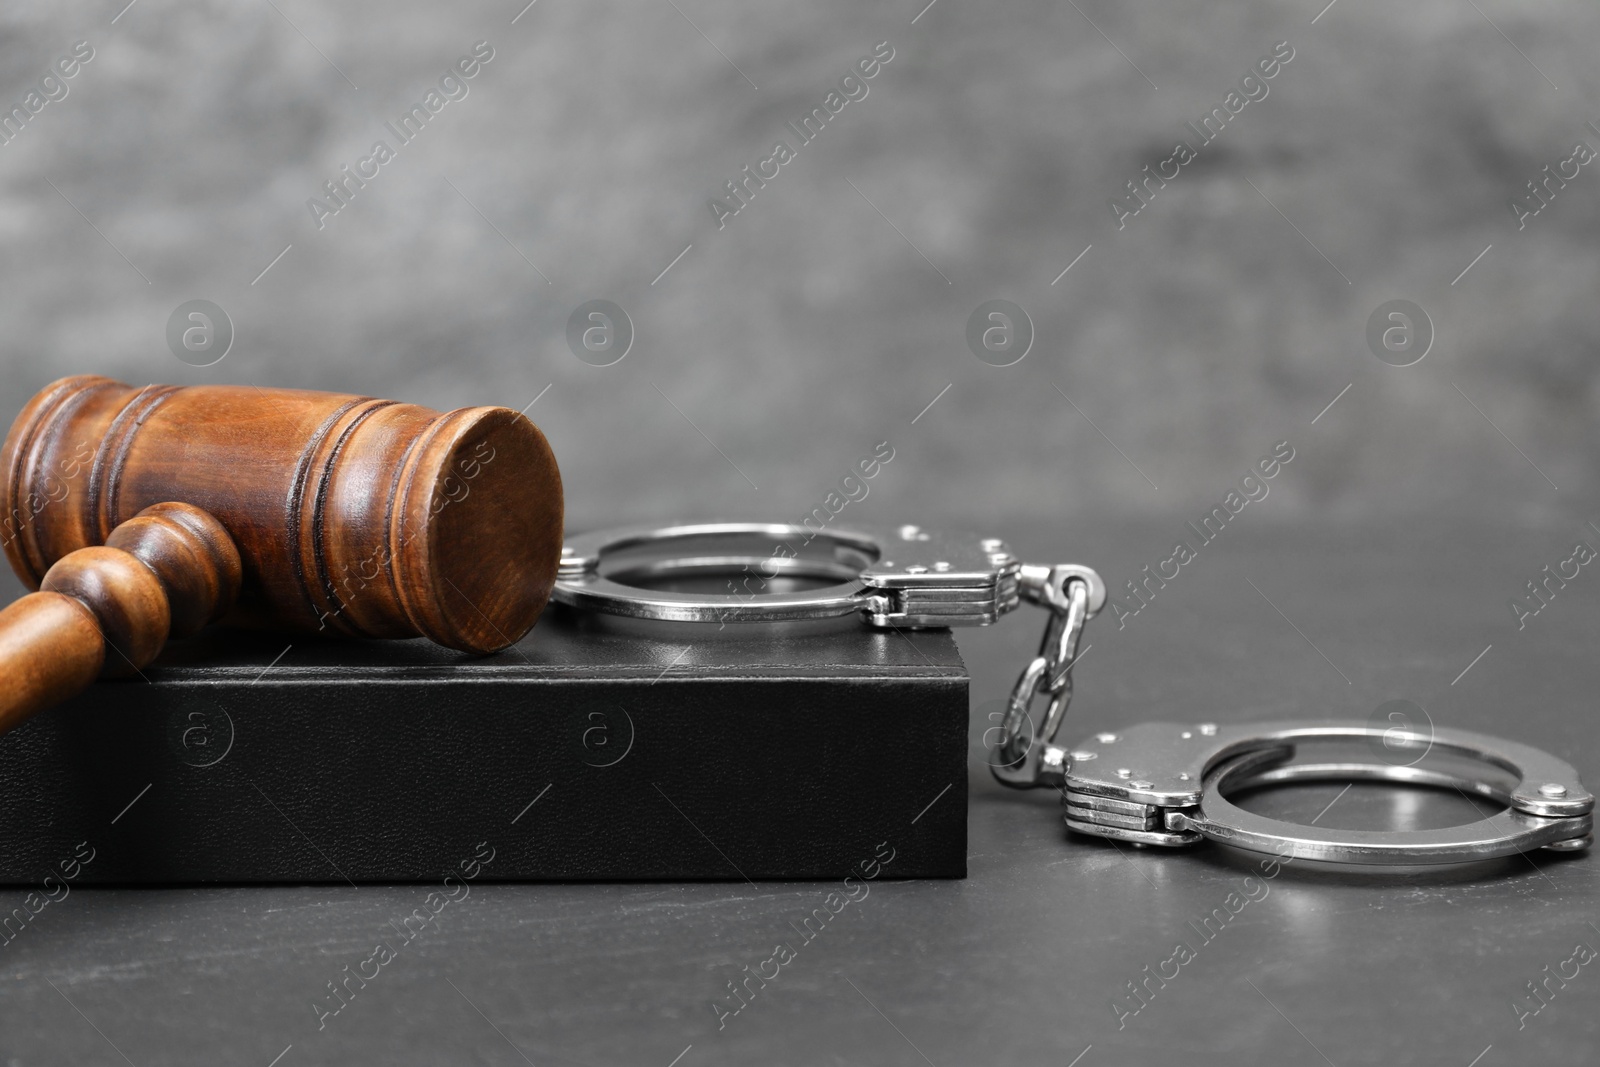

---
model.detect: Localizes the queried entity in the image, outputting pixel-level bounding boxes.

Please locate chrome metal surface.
[1177,752,1595,864]
[558,523,1107,793]
[553,522,1024,628]
[556,521,1592,870]
[1062,818,1202,847]
[1060,718,1594,865]
[989,563,1103,790]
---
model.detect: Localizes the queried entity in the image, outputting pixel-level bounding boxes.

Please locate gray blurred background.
[1,0,1596,535]
[6,7,1600,1066]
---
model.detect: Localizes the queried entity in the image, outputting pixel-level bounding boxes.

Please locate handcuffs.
[554,522,1594,867]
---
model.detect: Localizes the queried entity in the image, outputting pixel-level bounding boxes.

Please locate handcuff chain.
[993,564,1093,783]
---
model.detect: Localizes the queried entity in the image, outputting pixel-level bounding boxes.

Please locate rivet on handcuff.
[554,522,1594,868]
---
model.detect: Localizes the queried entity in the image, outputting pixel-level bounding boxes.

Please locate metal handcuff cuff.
[553,522,1594,867]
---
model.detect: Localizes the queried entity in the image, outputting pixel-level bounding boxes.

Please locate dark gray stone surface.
[2,514,1597,1065]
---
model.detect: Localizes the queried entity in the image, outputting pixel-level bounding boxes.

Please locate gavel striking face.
[0,375,563,734]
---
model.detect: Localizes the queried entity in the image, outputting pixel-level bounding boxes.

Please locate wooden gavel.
[0,375,563,736]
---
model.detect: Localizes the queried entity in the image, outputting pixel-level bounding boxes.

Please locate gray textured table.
[2,515,1596,1066]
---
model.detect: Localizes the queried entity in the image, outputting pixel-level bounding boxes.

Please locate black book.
[0,606,968,884]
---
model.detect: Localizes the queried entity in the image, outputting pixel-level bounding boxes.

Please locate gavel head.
[0,376,563,653]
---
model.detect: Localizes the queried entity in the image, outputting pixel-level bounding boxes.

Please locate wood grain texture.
[0,591,104,735]
[0,376,564,653]
[104,502,242,639]
[0,503,241,729]
[40,546,170,676]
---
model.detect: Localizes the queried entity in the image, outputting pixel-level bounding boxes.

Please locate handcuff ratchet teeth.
[552,522,1593,867]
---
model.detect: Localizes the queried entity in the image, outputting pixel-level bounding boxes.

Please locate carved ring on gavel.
[0,502,241,734]
[0,375,564,738]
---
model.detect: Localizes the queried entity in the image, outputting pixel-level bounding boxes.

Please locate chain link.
[991,563,1098,788]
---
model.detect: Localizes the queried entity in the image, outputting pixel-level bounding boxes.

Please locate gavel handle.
[0,503,241,738]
